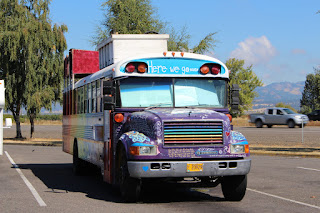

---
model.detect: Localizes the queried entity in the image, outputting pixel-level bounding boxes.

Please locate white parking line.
[5,151,47,207]
[297,167,320,172]
[248,188,320,210]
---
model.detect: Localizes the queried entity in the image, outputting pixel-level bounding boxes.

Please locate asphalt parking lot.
[1,145,320,213]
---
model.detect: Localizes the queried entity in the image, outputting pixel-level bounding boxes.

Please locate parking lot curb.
[250,146,320,158]
[250,150,320,158]
[4,139,62,146]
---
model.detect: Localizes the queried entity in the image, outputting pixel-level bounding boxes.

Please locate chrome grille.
[163,121,224,147]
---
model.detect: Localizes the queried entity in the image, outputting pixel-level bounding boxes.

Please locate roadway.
[235,126,320,148]
[1,145,319,213]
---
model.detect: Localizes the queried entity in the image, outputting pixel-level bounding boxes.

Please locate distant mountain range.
[253,81,305,111]
[37,81,305,114]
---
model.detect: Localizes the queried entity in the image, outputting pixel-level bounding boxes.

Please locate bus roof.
[73,52,229,89]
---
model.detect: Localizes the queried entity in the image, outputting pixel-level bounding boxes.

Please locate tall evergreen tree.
[0,0,67,138]
[300,68,320,114]
[94,0,217,54]
[226,58,263,116]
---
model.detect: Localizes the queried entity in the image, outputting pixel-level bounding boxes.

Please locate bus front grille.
[163,121,224,147]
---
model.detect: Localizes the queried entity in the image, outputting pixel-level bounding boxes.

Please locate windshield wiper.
[184,104,213,107]
[145,103,172,110]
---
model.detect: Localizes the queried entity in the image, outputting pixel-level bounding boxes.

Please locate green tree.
[275,102,297,113]
[300,68,320,114]
[0,0,67,138]
[167,25,217,54]
[94,0,217,54]
[93,0,164,46]
[226,58,263,116]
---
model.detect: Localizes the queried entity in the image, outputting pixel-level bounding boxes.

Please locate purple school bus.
[63,50,251,202]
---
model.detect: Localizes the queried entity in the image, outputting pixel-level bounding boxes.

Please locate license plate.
[187,163,203,172]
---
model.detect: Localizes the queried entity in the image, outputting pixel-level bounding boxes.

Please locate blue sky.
[50,0,320,85]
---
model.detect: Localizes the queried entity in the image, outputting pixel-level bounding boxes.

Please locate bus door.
[102,80,115,183]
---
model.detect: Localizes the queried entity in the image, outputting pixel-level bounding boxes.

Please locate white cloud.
[230,36,277,66]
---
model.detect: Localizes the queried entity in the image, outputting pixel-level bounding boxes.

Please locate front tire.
[221,175,247,201]
[255,120,263,128]
[288,120,295,128]
[119,147,141,202]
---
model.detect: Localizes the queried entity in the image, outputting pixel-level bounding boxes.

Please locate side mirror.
[231,84,240,111]
[103,81,115,110]
[103,81,114,95]
[103,96,114,110]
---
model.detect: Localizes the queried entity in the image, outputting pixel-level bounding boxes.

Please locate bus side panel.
[62,114,74,154]
[103,111,111,183]
[72,113,104,166]
[63,113,105,169]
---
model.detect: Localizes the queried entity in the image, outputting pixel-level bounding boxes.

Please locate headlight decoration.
[231,144,249,154]
[129,144,157,156]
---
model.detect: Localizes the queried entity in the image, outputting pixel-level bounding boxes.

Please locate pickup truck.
[249,107,309,128]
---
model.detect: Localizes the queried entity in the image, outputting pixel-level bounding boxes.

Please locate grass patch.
[4,114,62,125]
[232,116,254,127]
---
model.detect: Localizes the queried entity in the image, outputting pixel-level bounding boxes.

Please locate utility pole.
[0,80,12,156]
[0,80,5,155]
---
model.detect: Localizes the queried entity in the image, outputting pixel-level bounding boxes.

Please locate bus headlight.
[130,145,157,156]
[231,144,249,154]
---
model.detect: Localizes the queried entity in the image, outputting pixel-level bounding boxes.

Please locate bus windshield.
[119,78,227,108]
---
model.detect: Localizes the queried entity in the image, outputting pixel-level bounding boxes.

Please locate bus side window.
[88,83,92,113]
[84,85,87,113]
[92,81,96,113]
[63,93,66,115]
[80,87,84,114]
[77,88,80,114]
[97,80,101,112]
[66,92,69,115]
[100,79,103,112]
[74,89,77,114]
[71,90,74,115]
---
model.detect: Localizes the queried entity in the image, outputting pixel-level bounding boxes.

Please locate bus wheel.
[221,175,247,201]
[119,148,141,202]
[73,142,87,175]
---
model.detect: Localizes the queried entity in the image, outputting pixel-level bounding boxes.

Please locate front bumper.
[293,117,309,125]
[128,159,251,178]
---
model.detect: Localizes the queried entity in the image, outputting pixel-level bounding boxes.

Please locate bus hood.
[127,108,230,141]
[145,108,229,122]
